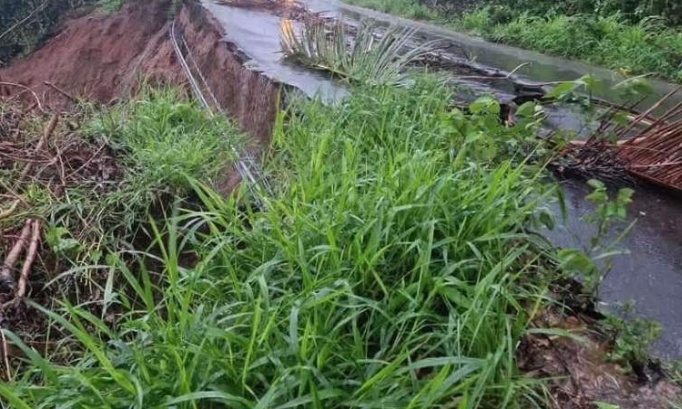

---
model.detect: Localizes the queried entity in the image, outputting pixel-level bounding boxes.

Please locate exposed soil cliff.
[0,0,279,146]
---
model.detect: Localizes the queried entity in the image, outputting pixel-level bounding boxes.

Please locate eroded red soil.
[0,0,182,108]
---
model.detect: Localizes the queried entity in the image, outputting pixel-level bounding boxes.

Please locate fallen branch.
[0,180,27,208]
[44,81,77,103]
[0,82,45,113]
[454,62,530,81]
[0,1,48,42]
[17,113,59,184]
[0,220,32,288]
[14,220,41,300]
[0,201,18,221]
[0,330,11,381]
[65,144,105,180]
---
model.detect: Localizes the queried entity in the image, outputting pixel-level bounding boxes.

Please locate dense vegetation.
[0,4,667,406]
[344,0,682,82]
[431,0,682,26]
[1,74,638,407]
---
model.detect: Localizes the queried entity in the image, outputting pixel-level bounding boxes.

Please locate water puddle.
[201,0,682,359]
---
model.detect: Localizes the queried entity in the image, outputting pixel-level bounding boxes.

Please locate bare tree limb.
[17,113,59,184]
[0,82,45,113]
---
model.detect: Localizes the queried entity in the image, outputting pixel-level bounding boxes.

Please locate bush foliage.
[426,0,681,25]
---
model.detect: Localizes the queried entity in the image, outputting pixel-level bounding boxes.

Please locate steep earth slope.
[0,0,279,145]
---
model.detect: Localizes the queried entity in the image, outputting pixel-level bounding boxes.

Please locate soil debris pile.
[0,0,281,148]
[520,307,681,409]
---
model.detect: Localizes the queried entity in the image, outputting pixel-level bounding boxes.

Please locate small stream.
[202,0,682,359]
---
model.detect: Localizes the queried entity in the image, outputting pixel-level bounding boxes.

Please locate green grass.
[86,87,240,196]
[0,79,568,407]
[75,86,238,242]
[461,10,682,82]
[342,0,682,83]
[96,0,125,14]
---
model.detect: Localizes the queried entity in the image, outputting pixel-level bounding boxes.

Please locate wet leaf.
[546,81,578,99]
[557,248,595,273]
[516,101,536,118]
[469,96,500,115]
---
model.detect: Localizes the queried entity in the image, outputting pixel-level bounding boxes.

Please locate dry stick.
[44,81,77,103]
[630,160,682,169]
[65,144,105,180]
[0,220,32,286]
[0,113,59,214]
[0,180,27,208]
[619,120,682,160]
[618,88,682,145]
[0,201,18,221]
[13,220,40,301]
[626,128,682,161]
[17,113,59,184]
[0,82,45,113]
[0,329,10,381]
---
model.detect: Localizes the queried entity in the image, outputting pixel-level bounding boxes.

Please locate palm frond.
[281,17,441,85]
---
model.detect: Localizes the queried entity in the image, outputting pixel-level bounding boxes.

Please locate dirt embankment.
[0,0,178,105]
[0,0,279,145]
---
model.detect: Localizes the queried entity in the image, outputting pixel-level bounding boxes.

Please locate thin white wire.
[170,20,271,202]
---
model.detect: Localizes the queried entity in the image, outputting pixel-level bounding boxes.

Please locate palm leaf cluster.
[281,17,440,85]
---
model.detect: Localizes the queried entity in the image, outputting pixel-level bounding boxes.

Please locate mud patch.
[520,307,681,409]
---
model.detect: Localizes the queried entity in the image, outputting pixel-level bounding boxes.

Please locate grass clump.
[0,79,565,408]
[11,87,241,271]
[87,87,240,196]
[341,0,440,21]
[96,0,125,14]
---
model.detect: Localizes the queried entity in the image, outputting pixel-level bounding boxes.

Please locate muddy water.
[201,0,682,359]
